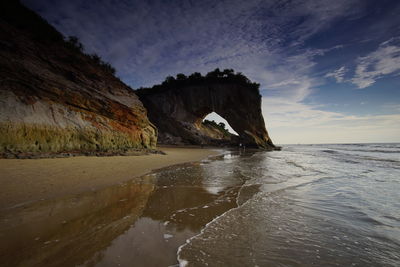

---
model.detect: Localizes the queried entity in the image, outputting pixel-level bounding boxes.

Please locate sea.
[177,143,400,266]
[1,143,399,266]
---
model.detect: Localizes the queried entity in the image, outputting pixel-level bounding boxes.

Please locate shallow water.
[0,153,253,266]
[0,144,399,266]
[179,144,400,266]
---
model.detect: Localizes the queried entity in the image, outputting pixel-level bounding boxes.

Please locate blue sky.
[23,0,400,144]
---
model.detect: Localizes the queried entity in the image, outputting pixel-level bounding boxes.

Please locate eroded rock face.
[137,83,275,149]
[0,1,157,156]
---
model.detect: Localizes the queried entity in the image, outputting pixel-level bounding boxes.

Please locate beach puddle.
[0,152,256,266]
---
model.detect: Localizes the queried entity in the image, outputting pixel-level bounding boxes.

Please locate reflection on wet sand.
[0,152,259,267]
[0,176,155,267]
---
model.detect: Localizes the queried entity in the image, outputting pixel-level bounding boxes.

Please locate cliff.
[199,120,237,146]
[137,70,275,149]
[0,1,157,158]
[0,1,276,155]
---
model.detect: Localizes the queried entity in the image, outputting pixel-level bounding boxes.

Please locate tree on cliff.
[189,72,202,80]
[206,68,222,78]
[66,36,83,52]
[137,68,260,94]
[176,73,187,80]
[64,36,116,75]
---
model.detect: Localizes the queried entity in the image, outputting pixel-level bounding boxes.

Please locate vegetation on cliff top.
[1,1,116,75]
[65,36,116,75]
[137,68,260,94]
[0,0,64,42]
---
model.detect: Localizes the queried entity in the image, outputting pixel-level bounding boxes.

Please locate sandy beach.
[0,148,239,266]
[0,147,219,209]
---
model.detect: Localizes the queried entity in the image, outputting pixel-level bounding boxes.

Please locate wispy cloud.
[23,0,360,89]
[351,37,400,88]
[22,0,400,143]
[325,66,347,83]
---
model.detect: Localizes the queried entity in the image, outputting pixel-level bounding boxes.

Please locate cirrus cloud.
[325,66,347,83]
[22,0,400,144]
[351,37,400,88]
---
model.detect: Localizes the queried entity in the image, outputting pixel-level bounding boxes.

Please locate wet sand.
[0,150,253,267]
[0,147,219,209]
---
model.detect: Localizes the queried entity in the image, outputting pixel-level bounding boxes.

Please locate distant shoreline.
[0,147,220,210]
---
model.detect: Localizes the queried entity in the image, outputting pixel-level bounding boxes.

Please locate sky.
[23,0,400,144]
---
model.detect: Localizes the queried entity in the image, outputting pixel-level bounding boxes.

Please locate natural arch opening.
[196,112,239,144]
[202,112,238,135]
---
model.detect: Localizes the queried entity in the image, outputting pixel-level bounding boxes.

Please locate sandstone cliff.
[137,70,275,149]
[199,120,237,146]
[0,1,157,157]
[0,1,276,155]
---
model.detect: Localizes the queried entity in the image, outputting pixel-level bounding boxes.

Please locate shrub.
[176,73,187,80]
[137,68,260,95]
[64,36,116,75]
[65,36,83,52]
[89,53,101,64]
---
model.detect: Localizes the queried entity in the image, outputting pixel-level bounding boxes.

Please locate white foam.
[178,259,188,267]
[176,185,257,266]
[164,234,173,239]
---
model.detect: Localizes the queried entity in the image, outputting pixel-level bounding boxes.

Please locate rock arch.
[137,82,275,149]
[202,112,238,135]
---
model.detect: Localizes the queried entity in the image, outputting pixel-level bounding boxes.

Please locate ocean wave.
[341,148,400,154]
[177,145,400,266]
[321,149,339,154]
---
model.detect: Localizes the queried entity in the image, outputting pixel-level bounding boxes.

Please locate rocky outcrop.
[137,71,275,149]
[0,1,157,157]
[199,120,237,145]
